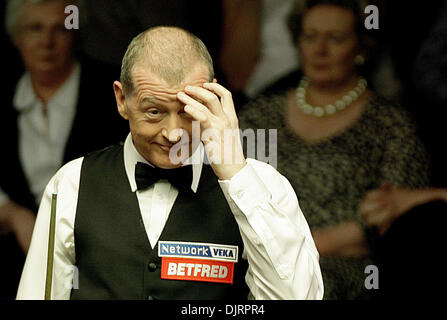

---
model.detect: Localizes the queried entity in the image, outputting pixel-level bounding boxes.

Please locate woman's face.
[298,4,360,87]
[13,1,75,76]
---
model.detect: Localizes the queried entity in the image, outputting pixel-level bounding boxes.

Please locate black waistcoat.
[70,145,249,300]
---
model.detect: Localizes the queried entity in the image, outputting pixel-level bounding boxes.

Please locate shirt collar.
[13,72,35,111]
[123,133,204,193]
[51,62,81,110]
[13,62,81,113]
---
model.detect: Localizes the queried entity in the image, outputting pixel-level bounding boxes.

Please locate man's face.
[13,1,75,76]
[114,63,211,168]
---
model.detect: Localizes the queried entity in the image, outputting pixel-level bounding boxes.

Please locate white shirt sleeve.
[218,158,324,300]
[16,158,83,300]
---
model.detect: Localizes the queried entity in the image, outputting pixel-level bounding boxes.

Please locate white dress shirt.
[124,134,203,248]
[17,134,324,300]
[0,63,80,208]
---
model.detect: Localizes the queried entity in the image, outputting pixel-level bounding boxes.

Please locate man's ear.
[113,81,129,120]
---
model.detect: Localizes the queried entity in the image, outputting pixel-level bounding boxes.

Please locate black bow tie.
[135,162,193,192]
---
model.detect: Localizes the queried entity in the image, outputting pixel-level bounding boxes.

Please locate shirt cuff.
[218,161,270,212]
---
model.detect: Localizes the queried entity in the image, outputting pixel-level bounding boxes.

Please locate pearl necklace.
[296,76,367,117]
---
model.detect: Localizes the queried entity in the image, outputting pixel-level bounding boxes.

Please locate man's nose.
[162,115,183,143]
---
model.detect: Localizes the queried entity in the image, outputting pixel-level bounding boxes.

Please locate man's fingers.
[202,82,237,120]
[184,104,208,123]
[178,92,212,120]
[182,86,224,117]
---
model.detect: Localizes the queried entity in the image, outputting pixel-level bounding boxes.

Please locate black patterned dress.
[238,91,430,300]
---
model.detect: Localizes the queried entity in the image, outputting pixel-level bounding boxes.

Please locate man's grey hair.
[5,0,75,38]
[120,26,214,95]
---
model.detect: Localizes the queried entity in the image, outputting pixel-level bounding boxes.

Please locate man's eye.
[144,108,163,119]
[147,109,160,115]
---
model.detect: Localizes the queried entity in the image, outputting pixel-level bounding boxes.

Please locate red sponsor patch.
[161,257,235,284]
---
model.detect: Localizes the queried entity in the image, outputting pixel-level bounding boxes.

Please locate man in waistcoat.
[16,26,323,300]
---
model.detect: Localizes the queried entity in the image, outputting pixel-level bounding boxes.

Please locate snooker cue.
[45,192,57,300]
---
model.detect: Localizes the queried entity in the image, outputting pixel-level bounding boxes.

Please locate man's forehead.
[132,64,211,91]
[130,66,210,105]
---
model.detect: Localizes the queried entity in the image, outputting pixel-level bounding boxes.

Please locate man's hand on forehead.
[180,78,218,107]
[177,82,236,126]
[176,81,246,180]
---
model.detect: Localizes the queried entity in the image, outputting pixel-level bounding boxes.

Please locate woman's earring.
[355,55,365,65]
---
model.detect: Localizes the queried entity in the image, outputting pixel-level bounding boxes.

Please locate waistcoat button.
[148,262,157,272]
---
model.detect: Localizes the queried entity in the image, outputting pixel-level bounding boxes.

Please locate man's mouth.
[157,143,174,152]
[156,140,191,152]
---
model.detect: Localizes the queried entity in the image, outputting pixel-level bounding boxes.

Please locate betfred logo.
[161,257,235,284]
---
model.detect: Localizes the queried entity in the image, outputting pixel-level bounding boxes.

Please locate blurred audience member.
[238,0,430,299]
[0,0,127,300]
[260,1,402,102]
[359,185,447,299]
